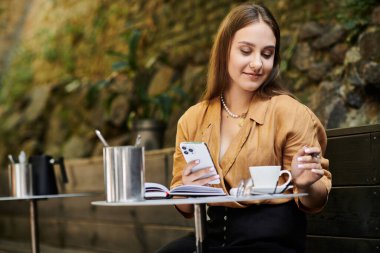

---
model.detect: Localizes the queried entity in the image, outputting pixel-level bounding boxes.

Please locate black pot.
[29,155,68,195]
[132,119,166,150]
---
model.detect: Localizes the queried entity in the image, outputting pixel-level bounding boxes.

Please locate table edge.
[91,193,308,206]
[0,192,102,201]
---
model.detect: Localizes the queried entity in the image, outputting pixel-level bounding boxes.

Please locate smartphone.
[179,142,220,184]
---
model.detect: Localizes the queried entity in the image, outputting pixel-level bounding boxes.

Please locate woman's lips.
[243,72,262,79]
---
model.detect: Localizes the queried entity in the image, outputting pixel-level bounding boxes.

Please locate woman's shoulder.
[270,95,327,144]
[179,98,217,123]
[181,100,209,118]
[271,95,311,114]
[271,94,300,106]
[270,94,321,122]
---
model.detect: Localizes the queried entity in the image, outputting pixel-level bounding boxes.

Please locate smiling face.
[227,21,276,93]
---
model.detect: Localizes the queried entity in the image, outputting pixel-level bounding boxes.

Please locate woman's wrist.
[294,175,322,194]
[297,179,328,211]
[296,184,311,193]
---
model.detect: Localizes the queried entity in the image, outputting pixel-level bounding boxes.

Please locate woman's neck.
[223,88,253,115]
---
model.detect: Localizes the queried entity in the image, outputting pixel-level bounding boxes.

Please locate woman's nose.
[249,56,262,71]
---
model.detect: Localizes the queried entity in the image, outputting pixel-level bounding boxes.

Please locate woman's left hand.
[291,146,324,192]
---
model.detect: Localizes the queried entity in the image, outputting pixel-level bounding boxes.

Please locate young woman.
[157,3,331,253]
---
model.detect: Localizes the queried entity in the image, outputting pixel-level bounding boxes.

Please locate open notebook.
[144,182,226,199]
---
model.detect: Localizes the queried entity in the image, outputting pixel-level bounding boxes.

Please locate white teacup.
[249,166,292,192]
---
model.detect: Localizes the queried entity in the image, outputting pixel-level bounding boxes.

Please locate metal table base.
[29,199,39,253]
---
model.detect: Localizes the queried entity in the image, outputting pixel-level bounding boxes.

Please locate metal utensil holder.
[103,146,145,202]
[9,163,33,197]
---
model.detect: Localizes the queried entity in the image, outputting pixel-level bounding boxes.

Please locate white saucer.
[250,185,293,195]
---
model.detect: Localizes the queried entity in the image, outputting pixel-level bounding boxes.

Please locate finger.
[304,146,321,157]
[297,155,321,163]
[296,146,307,157]
[193,174,220,186]
[297,163,321,170]
[311,168,324,175]
[187,167,216,182]
[183,160,199,176]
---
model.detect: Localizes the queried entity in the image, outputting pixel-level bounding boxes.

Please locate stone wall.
[0,1,379,165]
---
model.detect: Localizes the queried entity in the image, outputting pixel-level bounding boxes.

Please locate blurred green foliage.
[108,28,185,126]
[111,29,141,74]
[0,48,35,105]
[335,0,377,44]
[336,0,377,29]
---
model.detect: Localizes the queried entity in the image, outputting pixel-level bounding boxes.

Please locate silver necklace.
[220,94,247,119]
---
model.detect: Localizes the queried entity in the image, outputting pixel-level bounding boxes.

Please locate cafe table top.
[0,193,96,201]
[92,193,307,206]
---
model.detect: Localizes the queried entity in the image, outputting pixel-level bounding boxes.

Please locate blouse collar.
[206,94,270,126]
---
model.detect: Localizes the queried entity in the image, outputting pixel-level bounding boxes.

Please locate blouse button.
[224,215,227,221]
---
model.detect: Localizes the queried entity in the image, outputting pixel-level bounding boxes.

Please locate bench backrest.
[306,124,380,253]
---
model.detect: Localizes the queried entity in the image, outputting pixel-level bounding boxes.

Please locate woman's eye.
[240,48,251,55]
[262,52,273,59]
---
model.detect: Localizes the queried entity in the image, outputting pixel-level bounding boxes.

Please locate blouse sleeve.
[170,115,198,218]
[170,116,189,190]
[282,104,332,213]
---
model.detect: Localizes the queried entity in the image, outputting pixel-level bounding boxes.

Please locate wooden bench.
[306,124,380,253]
[0,125,379,252]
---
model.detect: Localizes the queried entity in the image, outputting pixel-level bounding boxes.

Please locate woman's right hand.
[182,160,220,186]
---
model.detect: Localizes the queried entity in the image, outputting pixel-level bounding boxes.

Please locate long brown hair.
[202,3,291,101]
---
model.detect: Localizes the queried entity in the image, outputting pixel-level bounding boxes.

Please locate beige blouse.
[171,94,332,212]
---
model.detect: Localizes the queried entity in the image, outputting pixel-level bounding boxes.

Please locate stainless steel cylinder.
[9,163,33,197]
[103,146,145,202]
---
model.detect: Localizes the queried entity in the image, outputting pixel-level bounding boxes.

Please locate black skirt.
[156,201,306,253]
